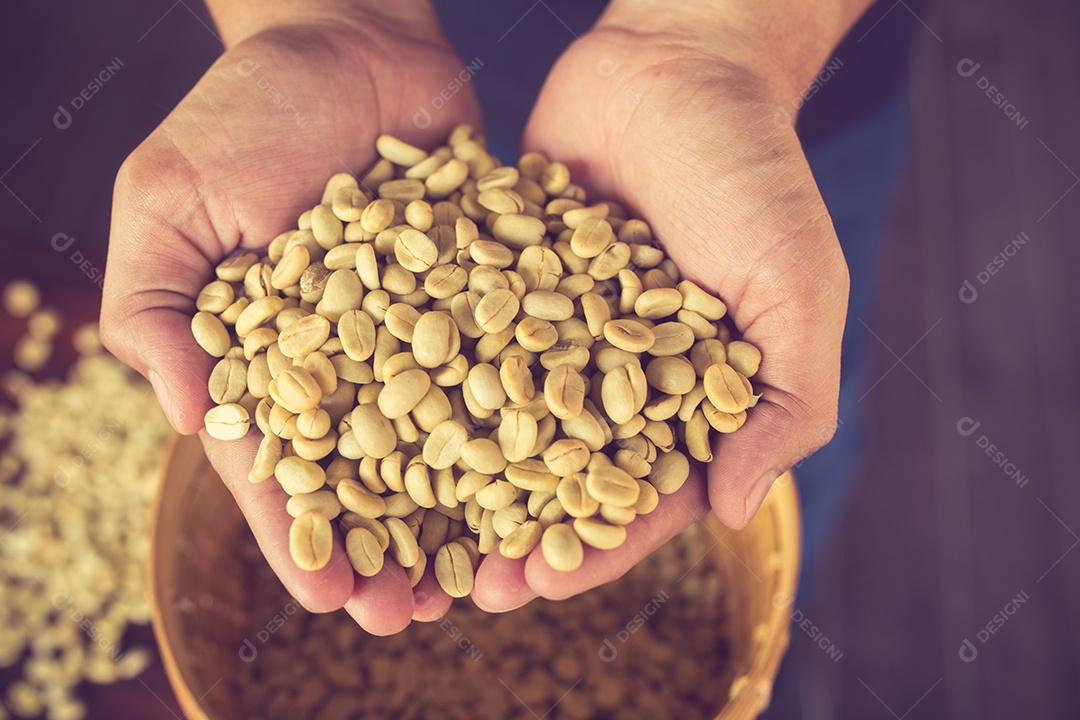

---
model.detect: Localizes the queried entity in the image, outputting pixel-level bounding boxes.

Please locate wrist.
[205,0,444,50]
[596,0,873,108]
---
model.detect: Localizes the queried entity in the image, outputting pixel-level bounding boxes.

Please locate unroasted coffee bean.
[645,356,696,395]
[277,314,330,358]
[542,439,590,477]
[434,542,474,597]
[569,217,614,258]
[235,296,285,338]
[412,311,459,368]
[423,420,468,470]
[249,432,282,483]
[725,340,762,378]
[335,313,374,364]
[541,522,584,571]
[498,519,543,559]
[491,213,545,249]
[474,480,518,512]
[345,527,385,577]
[350,404,396,459]
[474,288,519,334]
[703,363,749,414]
[337,478,388,518]
[542,365,583,420]
[650,449,690,494]
[203,403,250,441]
[604,318,655,354]
[276,456,326,495]
[376,134,427,166]
[504,460,559,492]
[556,472,600,519]
[209,357,248,404]
[385,517,421,567]
[378,368,431,419]
[522,290,573,321]
[573,516,627,549]
[196,279,234,314]
[499,355,535,404]
[634,288,683,319]
[192,311,231,357]
[286,490,342,519]
[678,279,727,320]
[585,465,640,508]
[289,511,333,571]
[498,409,538,463]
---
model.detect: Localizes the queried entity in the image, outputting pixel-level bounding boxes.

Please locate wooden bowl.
[150,434,799,719]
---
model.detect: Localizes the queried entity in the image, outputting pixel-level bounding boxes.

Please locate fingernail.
[148,371,175,427]
[741,471,781,527]
[473,589,537,614]
[493,594,537,613]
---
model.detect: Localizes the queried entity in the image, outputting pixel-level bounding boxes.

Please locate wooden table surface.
[773,1,1080,718]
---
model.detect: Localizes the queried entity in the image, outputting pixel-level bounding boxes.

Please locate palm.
[147,25,476,247]
[473,30,848,609]
[103,22,481,633]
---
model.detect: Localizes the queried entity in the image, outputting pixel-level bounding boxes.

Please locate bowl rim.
[717,472,801,718]
[148,432,215,720]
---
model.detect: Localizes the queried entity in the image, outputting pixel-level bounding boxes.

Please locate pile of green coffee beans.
[192,127,761,597]
[239,519,730,719]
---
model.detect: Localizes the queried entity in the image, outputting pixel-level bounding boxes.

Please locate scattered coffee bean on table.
[192,127,762,591]
[1,288,169,720]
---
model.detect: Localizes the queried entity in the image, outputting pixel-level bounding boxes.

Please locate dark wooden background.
[1,1,1077,718]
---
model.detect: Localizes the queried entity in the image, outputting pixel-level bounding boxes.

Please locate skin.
[102,0,870,629]
[474,0,864,611]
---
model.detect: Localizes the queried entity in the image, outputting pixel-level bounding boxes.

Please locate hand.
[473,14,850,611]
[101,12,481,634]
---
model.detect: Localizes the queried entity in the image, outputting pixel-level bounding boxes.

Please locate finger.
[101,151,225,435]
[411,564,453,622]
[344,562,414,636]
[523,473,709,601]
[703,259,845,529]
[652,185,846,529]
[705,390,811,528]
[472,551,536,613]
[199,430,354,612]
[100,292,215,436]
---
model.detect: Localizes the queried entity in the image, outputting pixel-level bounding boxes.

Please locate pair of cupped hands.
[101,5,848,634]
